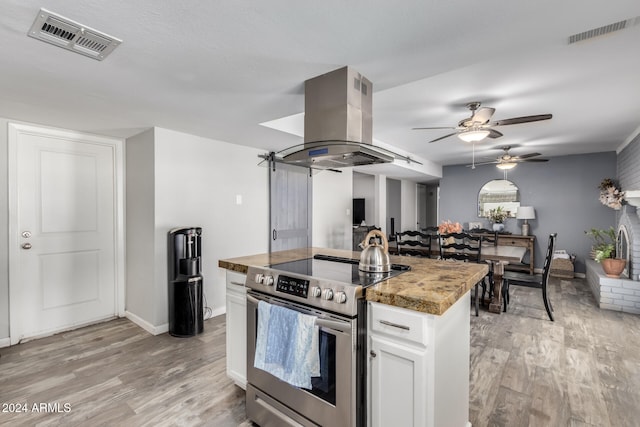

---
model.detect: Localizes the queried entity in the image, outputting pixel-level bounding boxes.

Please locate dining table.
[389,240,527,314]
[480,245,527,314]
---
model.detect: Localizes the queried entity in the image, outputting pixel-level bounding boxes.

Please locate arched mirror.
[478,179,520,218]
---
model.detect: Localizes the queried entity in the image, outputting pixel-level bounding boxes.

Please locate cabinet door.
[226,285,247,388]
[369,335,428,427]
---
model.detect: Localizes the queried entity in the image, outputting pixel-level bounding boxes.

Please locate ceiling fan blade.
[519,158,548,162]
[428,132,459,143]
[412,126,457,130]
[471,107,495,124]
[490,114,552,126]
[515,152,541,159]
[487,129,503,139]
[466,160,498,167]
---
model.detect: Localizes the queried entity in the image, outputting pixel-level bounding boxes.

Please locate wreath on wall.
[598,178,625,210]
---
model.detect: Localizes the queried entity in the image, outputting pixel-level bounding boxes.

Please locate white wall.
[0,119,12,339]
[312,168,353,250]
[387,178,401,234]
[353,172,376,225]
[374,175,387,235]
[125,128,157,327]
[126,127,269,331]
[401,180,418,231]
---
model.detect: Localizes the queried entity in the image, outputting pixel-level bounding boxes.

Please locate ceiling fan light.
[496,162,517,170]
[458,129,490,143]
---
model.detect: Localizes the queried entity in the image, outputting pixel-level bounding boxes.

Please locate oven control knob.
[263,275,274,286]
[254,273,264,284]
[335,291,347,304]
[322,289,334,301]
[310,286,322,298]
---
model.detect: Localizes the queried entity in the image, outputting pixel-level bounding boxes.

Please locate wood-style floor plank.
[1,276,640,426]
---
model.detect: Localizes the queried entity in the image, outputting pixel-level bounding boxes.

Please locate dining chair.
[502,233,557,321]
[439,232,487,316]
[471,228,499,246]
[420,226,439,236]
[395,230,433,258]
[470,228,498,302]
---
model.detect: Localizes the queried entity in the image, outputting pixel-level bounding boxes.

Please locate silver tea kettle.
[359,229,391,273]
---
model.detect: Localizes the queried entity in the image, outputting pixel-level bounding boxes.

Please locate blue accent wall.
[440,152,618,274]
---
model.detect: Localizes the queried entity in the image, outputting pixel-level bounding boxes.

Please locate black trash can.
[168,227,204,337]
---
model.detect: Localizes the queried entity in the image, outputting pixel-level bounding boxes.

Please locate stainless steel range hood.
[282,67,393,168]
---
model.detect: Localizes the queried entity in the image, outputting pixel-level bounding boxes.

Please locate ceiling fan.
[469,146,549,169]
[413,102,552,143]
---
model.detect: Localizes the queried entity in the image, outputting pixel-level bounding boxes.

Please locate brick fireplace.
[586,203,640,314]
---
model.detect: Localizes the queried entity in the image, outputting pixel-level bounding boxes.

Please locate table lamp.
[516,206,535,236]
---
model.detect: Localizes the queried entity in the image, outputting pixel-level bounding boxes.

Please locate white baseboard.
[126,306,226,335]
[208,306,226,319]
[0,337,10,349]
[125,311,168,336]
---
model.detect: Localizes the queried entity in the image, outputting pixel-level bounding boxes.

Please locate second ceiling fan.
[413,102,552,143]
[469,146,549,169]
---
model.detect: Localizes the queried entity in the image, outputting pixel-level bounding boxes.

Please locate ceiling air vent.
[569,17,640,44]
[28,8,122,60]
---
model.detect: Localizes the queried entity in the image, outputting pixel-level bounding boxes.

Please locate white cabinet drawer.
[226,271,246,287]
[368,302,431,347]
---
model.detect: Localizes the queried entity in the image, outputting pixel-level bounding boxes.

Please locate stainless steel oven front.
[246,290,363,427]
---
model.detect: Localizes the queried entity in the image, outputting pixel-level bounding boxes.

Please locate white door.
[8,123,124,344]
[269,161,312,251]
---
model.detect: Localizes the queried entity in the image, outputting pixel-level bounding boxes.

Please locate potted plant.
[585,227,626,277]
[488,207,507,232]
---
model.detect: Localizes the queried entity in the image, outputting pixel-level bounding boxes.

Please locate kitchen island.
[219,247,487,427]
[219,247,487,315]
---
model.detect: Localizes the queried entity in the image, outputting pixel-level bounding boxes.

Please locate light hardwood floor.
[1,276,639,426]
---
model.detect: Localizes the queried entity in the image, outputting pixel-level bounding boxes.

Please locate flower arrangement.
[438,220,462,234]
[598,178,625,210]
[488,206,508,224]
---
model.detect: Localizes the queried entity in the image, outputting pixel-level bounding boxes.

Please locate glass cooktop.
[268,254,410,288]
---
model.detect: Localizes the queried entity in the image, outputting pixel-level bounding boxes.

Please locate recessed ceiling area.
[1,1,640,172]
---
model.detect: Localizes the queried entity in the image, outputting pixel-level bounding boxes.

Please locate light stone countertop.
[218,247,488,316]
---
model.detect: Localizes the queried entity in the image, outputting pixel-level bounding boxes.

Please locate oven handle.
[246,293,352,334]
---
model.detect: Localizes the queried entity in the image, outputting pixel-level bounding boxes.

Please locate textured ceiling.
[1,1,640,176]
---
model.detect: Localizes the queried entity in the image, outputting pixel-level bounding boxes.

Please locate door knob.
[22,243,32,250]
[22,231,32,238]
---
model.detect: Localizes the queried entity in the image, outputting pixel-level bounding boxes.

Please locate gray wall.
[440,152,618,274]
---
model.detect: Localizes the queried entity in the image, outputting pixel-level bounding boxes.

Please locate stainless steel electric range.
[245,254,410,427]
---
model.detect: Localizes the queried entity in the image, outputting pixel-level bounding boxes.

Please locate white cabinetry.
[225,271,247,389]
[368,293,470,427]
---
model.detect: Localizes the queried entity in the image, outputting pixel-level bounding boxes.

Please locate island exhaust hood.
[281,67,394,168]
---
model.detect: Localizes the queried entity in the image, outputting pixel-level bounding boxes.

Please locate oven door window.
[308,330,336,405]
[250,299,338,406]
